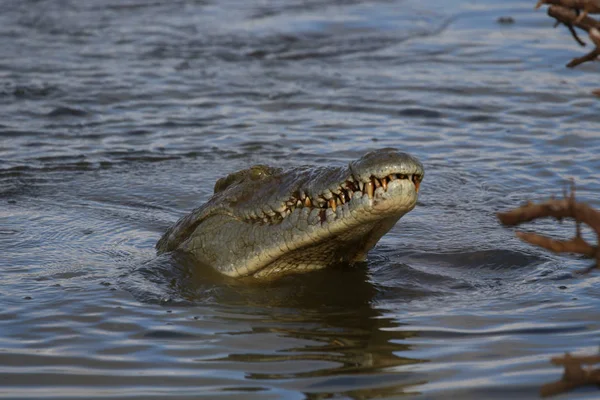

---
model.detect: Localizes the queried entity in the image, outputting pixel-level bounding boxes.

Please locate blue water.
[1,0,599,398]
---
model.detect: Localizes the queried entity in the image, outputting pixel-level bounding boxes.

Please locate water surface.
[1,0,600,399]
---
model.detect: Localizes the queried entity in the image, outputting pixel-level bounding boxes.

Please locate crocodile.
[156,148,424,279]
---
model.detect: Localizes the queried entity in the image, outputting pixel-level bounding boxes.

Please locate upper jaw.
[349,149,424,185]
[231,150,424,226]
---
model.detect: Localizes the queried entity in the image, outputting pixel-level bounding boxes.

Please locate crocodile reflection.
[164,256,429,398]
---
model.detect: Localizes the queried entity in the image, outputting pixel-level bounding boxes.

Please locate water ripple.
[1,0,600,398]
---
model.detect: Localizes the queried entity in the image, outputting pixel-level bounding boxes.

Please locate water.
[1,0,599,398]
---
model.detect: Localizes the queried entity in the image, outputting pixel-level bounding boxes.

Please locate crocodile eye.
[214,165,275,193]
[249,166,269,181]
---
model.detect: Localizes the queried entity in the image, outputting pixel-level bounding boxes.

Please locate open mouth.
[246,172,423,225]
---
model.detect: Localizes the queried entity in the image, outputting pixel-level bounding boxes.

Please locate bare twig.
[566,27,600,65]
[536,1,600,66]
[497,185,600,270]
[540,352,600,397]
[566,23,587,46]
[537,0,600,22]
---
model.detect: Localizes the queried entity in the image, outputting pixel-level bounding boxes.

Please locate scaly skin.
[157,148,424,279]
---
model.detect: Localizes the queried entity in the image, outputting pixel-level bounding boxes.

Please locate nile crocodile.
[157,148,424,279]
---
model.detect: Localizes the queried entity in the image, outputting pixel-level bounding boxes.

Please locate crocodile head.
[157,148,424,279]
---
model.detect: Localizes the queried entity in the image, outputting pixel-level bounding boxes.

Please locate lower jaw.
[249,218,397,279]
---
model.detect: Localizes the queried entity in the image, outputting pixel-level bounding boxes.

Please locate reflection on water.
[169,257,426,397]
[117,252,430,398]
[1,0,600,398]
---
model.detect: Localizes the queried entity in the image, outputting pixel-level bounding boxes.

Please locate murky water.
[1,0,599,398]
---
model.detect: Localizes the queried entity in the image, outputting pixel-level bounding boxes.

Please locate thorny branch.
[497,186,600,396]
[535,0,600,67]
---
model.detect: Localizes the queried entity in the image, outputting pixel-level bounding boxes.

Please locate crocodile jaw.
[158,148,424,279]
[179,177,419,279]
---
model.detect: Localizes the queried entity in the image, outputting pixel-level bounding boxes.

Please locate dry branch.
[498,188,600,396]
[536,0,600,20]
[540,352,600,397]
[497,186,600,271]
[536,0,600,67]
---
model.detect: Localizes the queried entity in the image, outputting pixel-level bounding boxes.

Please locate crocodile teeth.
[248,169,420,226]
[412,174,421,192]
[365,181,374,199]
[329,198,336,212]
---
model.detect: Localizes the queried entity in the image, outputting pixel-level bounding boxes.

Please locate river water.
[1,0,599,399]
